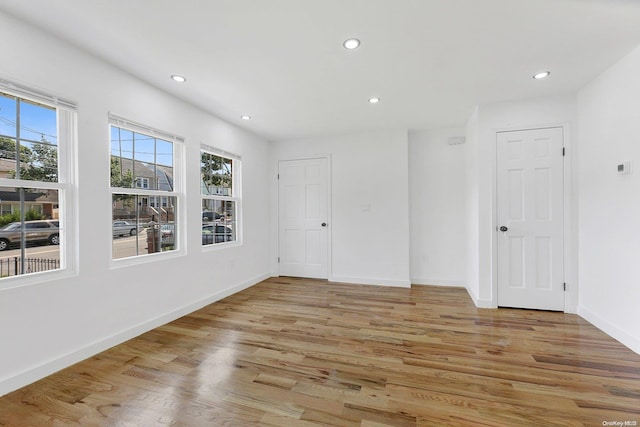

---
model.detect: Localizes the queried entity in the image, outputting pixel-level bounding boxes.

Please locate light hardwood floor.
[1,277,639,426]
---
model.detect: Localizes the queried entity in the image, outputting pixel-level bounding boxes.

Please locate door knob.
[321,223,327,227]
[499,226,508,232]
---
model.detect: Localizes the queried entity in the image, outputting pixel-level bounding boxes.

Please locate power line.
[0,113,57,141]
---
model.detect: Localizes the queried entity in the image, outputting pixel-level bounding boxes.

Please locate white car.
[112,221,143,237]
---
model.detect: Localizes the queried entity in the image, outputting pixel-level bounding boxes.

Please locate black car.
[202,211,222,222]
[202,224,233,244]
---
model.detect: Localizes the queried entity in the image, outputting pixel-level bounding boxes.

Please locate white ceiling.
[2,0,640,141]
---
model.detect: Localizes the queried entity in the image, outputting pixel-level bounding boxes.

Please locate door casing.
[277,156,331,279]
[490,123,576,313]
[495,127,564,310]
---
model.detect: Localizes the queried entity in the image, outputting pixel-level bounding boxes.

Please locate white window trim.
[201,146,242,249]
[109,116,185,266]
[0,83,78,290]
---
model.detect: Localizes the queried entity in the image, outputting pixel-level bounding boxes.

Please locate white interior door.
[497,128,564,311]
[278,158,328,279]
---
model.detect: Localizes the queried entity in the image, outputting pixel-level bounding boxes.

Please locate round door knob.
[499,226,508,232]
[321,223,327,227]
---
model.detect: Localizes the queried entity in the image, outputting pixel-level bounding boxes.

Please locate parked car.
[0,220,60,251]
[202,211,222,222]
[202,224,233,245]
[112,220,143,237]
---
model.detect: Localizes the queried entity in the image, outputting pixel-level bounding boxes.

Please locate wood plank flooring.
[1,277,639,426]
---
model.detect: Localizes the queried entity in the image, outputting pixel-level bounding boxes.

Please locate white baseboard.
[578,305,640,355]
[465,285,495,308]
[330,275,411,288]
[411,277,466,287]
[0,272,270,397]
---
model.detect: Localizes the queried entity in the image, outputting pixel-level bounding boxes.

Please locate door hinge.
[562,147,565,156]
[563,282,566,291]
[277,173,279,180]
[277,257,280,263]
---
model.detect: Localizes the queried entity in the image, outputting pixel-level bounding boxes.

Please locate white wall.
[270,131,411,287]
[577,45,640,354]
[470,95,578,309]
[408,129,467,286]
[465,107,481,302]
[0,12,271,395]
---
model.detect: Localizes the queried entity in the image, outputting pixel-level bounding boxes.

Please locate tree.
[110,157,135,205]
[0,136,32,163]
[3,136,58,182]
[110,156,133,188]
[16,143,58,182]
[201,152,232,194]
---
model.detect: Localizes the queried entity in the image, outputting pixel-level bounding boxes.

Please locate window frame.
[109,114,184,266]
[200,145,241,249]
[0,80,78,289]
[134,177,150,189]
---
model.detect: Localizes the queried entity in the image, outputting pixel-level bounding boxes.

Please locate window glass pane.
[110,128,134,189]
[0,93,17,138]
[19,99,58,145]
[0,94,59,183]
[202,199,236,245]
[111,127,134,159]
[134,133,156,189]
[110,156,133,188]
[156,139,173,167]
[112,194,177,259]
[110,127,173,192]
[134,133,155,164]
[201,152,232,196]
[19,141,58,182]
[0,186,61,276]
[157,165,173,192]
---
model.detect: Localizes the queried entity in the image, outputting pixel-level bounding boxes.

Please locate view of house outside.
[110,126,177,259]
[0,92,62,278]
[201,150,238,246]
[0,90,239,273]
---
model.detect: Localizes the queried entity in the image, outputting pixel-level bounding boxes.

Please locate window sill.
[110,247,186,270]
[201,240,242,252]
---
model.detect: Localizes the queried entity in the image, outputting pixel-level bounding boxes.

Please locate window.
[110,116,181,260]
[201,148,240,246]
[134,177,150,189]
[0,86,75,281]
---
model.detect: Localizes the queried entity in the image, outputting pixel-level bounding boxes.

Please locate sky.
[1,92,174,167]
[0,93,57,145]
[110,126,173,167]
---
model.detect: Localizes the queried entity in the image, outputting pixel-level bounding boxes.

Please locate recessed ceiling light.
[171,74,187,83]
[240,115,251,120]
[533,71,551,80]
[343,38,360,50]
[368,97,380,104]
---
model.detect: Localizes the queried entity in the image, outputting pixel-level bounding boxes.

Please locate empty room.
[0,1,639,425]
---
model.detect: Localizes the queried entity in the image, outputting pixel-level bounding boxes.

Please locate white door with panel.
[278,158,329,279]
[497,128,564,311]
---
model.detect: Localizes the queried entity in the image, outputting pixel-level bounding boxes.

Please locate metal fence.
[0,257,60,277]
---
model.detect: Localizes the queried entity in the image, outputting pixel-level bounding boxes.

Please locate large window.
[110,117,181,260]
[0,87,75,281]
[201,148,240,246]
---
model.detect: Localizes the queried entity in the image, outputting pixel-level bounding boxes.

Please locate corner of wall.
[465,283,495,309]
[578,305,640,355]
